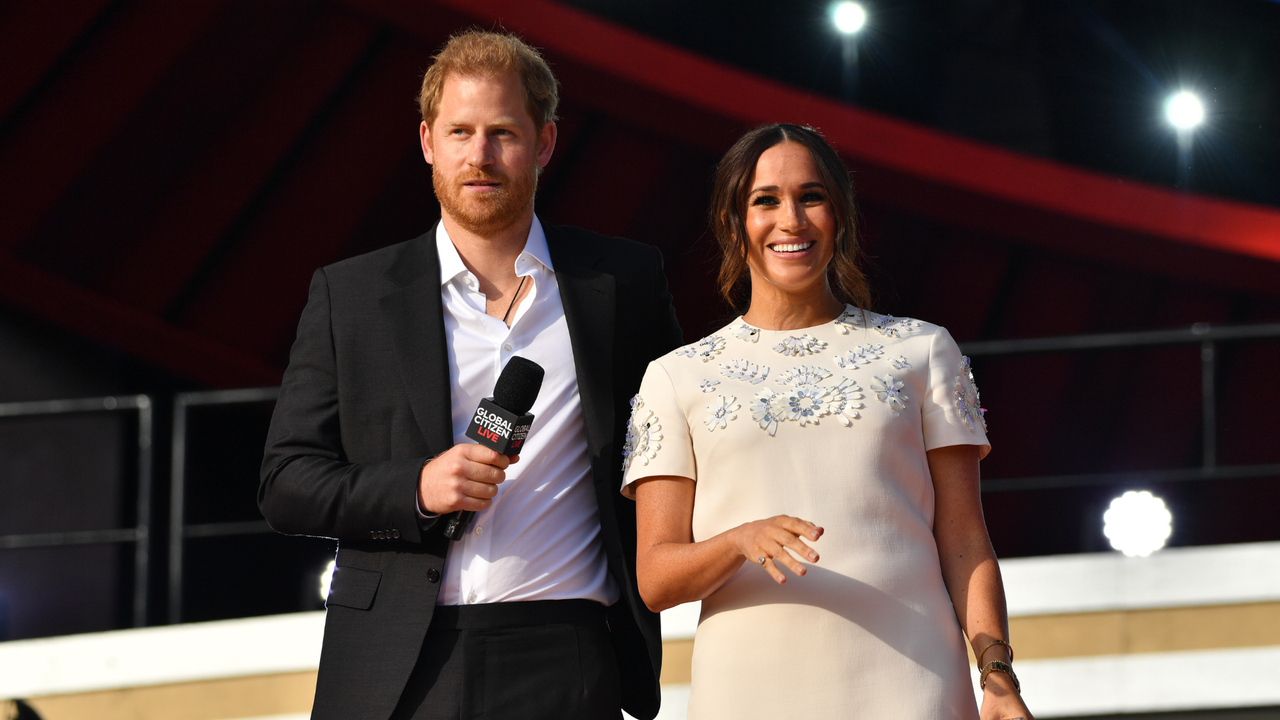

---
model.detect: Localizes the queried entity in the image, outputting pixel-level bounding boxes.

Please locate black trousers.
[389,599,623,720]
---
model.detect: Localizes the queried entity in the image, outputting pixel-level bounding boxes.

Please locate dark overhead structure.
[1,0,1279,637]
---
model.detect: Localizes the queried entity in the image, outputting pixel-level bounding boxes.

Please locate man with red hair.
[261,30,681,720]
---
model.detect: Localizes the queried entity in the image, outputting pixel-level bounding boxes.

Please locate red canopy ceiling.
[1,0,1278,388]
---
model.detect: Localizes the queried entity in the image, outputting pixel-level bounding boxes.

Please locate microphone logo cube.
[466,398,534,455]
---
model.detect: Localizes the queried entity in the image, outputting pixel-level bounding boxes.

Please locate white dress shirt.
[432,217,619,606]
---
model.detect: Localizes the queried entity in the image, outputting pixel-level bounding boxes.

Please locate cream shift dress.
[622,307,990,718]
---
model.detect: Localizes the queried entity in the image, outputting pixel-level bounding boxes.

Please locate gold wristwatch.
[979,659,1020,693]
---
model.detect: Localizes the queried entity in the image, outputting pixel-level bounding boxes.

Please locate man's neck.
[440,209,534,288]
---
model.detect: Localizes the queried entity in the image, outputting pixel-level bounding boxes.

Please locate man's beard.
[433,163,537,237]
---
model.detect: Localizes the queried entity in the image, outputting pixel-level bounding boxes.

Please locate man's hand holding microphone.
[417,444,518,515]
[417,356,544,540]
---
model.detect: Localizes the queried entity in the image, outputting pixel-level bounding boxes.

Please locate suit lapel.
[380,227,455,454]
[548,227,615,460]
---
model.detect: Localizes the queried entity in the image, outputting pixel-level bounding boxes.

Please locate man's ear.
[420,120,434,165]
[536,121,558,168]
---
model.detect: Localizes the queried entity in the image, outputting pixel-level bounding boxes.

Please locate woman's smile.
[768,240,815,254]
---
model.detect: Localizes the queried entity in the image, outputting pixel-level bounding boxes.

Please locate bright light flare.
[832,2,868,34]
[319,559,336,601]
[1103,491,1173,557]
[1165,91,1204,130]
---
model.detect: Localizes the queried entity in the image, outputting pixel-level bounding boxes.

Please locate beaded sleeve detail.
[622,395,663,474]
[953,356,988,432]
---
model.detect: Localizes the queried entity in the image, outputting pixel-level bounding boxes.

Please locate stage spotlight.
[319,559,336,601]
[1103,491,1172,557]
[1165,91,1204,130]
[832,2,868,34]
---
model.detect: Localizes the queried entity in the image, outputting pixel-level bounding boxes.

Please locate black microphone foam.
[492,356,544,415]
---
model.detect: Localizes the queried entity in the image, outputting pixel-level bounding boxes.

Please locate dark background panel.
[0,0,1278,642]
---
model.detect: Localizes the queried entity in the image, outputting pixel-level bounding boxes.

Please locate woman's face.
[743,142,838,300]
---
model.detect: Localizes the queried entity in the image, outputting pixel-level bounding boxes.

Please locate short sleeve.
[620,361,696,499]
[921,327,991,459]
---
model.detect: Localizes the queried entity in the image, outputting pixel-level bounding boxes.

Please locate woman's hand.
[634,478,822,611]
[980,671,1033,720]
[729,515,823,584]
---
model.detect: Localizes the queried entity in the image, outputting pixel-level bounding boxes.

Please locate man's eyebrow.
[441,117,522,127]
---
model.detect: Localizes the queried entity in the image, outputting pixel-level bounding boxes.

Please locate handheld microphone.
[442,356,545,541]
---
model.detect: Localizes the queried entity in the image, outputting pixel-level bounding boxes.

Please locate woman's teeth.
[771,241,814,253]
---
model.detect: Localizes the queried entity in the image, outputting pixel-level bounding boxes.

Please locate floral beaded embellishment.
[772,334,827,357]
[834,343,885,370]
[872,314,922,338]
[749,366,864,434]
[776,365,831,387]
[675,334,726,362]
[733,323,761,343]
[953,356,988,432]
[704,395,740,431]
[891,355,912,370]
[720,359,770,385]
[824,377,865,426]
[699,379,720,393]
[833,308,864,334]
[750,389,784,436]
[622,395,662,474]
[870,374,909,413]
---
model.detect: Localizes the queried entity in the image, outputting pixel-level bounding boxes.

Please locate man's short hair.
[418,30,559,130]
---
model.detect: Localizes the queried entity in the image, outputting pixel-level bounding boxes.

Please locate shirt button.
[502,343,513,352]
[467,592,478,604]
[475,526,483,535]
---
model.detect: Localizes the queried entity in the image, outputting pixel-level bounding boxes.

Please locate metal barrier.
[3,321,1279,629]
[962,321,1280,492]
[168,387,279,624]
[0,395,153,627]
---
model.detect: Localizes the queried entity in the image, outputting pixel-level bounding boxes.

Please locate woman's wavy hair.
[709,123,870,313]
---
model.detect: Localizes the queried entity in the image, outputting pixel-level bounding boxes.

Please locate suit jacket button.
[391,529,400,539]
[427,569,440,583]
[369,530,377,539]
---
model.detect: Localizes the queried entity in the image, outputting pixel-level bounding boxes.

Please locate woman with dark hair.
[622,124,1031,718]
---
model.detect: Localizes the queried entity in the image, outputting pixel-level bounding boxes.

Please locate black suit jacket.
[260,223,683,720]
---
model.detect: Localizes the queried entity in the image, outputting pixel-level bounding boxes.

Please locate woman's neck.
[741,285,846,331]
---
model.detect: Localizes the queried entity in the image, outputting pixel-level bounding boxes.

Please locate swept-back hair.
[418,30,559,129]
[709,123,870,313]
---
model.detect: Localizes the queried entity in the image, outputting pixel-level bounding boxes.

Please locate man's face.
[421,72,556,237]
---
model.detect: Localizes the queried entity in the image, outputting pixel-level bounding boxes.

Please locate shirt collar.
[436,216,553,287]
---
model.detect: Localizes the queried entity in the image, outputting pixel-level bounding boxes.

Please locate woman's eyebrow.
[750,182,826,194]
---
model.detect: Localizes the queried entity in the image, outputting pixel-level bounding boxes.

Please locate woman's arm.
[929,444,1033,719]
[633,475,823,613]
